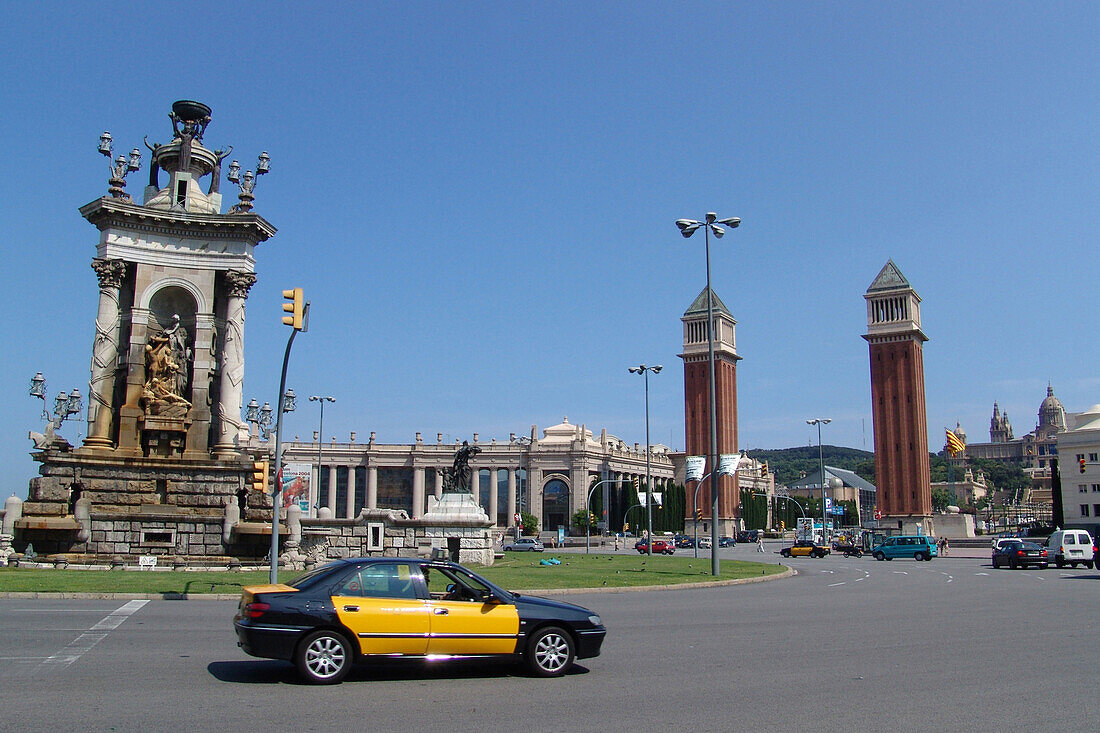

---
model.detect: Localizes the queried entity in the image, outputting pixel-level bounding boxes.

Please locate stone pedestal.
[422,492,493,565]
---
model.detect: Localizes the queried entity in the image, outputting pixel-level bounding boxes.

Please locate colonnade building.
[278,417,675,533]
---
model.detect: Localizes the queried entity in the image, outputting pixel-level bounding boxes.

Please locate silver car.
[504,537,545,552]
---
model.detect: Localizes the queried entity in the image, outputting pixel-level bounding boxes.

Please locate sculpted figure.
[446,440,482,493]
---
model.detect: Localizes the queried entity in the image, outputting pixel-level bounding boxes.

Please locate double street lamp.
[677,212,740,576]
[309,395,336,516]
[629,364,661,557]
[807,418,831,542]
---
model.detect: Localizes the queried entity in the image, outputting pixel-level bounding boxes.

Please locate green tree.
[571,508,597,532]
[520,511,539,536]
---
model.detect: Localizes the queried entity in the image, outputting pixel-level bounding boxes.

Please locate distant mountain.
[745,446,876,487]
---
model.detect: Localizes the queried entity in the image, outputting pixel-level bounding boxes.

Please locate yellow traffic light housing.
[251,460,269,492]
[282,288,304,330]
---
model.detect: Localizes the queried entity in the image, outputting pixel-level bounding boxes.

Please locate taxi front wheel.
[526,626,575,677]
[296,630,352,684]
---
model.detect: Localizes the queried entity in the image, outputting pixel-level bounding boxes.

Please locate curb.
[0,565,794,600]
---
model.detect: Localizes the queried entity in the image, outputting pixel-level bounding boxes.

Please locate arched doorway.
[542,478,570,531]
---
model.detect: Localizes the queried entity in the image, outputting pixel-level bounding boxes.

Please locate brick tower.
[680,287,741,535]
[863,261,932,531]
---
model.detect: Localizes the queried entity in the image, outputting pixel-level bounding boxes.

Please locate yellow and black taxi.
[234,557,607,684]
[779,540,831,558]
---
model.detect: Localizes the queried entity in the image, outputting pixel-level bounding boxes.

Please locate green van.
[871,535,938,561]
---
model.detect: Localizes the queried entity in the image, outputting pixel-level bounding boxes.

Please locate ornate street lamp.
[98,131,141,200]
[309,395,336,515]
[677,212,740,576]
[808,418,832,542]
[29,372,83,443]
[629,364,662,556]
[228,152,271,213]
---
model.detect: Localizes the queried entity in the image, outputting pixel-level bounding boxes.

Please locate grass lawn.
[0,554,784,595]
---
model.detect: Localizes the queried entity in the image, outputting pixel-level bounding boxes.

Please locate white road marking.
[827,582,846,587]
[41,600,148,668]
[892,571,908,575]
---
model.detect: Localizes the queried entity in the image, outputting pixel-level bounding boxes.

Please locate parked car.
[697,536,712,549]
[675,535,695,548]
[1044,529,1095,568]
[718,536,736,547]
[503,537,545,552]
[870,535,937,561]
[234,557,607,684]
[635,539,675,555]
[992,540,1048,569]
[737,530,760,544]
[780,540,830,558]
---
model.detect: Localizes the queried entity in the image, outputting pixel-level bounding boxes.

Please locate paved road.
[2,552,1097,731]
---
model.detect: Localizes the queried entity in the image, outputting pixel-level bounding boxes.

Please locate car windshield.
[1018,541,1042,551]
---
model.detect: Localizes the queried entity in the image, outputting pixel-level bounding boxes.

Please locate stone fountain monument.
[15,101,277,562]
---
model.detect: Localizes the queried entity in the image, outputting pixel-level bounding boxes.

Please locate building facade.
[863,260,933,530]
[1055,405,1100,537]
[279,418,675,534]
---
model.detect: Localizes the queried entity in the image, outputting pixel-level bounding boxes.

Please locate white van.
[1045,529,1095,568]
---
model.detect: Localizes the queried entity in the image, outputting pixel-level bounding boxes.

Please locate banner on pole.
[282,463,312,512]
[718,453,743,477]
[685,456,706,482]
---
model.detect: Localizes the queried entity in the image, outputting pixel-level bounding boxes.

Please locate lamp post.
[309,395,336,517]
[807,418,832,543]
[677,212,740,576]
[629,364,662,556]
[28,372,83,445]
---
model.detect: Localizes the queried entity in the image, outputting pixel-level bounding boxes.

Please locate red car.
[635,539,675,555]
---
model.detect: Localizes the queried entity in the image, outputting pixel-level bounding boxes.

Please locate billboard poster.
[281,462,312,511]
[717,453,743,476]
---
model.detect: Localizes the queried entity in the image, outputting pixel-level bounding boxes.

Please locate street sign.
[874,509,882,520]
[513,513,521,524]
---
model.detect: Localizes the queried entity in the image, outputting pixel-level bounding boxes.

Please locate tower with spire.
[863,260,933,530]
[679,286,741,534]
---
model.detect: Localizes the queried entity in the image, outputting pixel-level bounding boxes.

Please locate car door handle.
[433,608,449,615]
[343,605,359,612]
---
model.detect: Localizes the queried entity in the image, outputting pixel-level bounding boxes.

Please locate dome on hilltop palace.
[540,417,598,447]
[1038,384,1066,430]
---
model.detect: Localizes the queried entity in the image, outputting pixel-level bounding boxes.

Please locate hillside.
[745,445,876,486]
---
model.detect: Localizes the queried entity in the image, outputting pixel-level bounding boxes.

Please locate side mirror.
[480,590,501,605]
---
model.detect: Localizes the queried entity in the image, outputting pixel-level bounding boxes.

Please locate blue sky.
[2,2,1097,494]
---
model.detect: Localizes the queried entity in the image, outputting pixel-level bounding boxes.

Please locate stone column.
[327,465,337,516]
[507,469,517,526]
[488,467,499,526]
[367,466,378,509]
[213,271,256,456]
[412,467,425,518]
[85,258,128,449]
[434,470,444,498]
[346,465,357,519]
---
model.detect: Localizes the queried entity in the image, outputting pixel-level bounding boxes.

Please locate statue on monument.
[141,314,192,415]
[443,440,482,493]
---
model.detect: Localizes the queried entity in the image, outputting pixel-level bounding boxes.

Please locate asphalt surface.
[1,543,1096,731]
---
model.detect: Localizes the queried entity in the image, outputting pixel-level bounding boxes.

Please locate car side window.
[1066,535,1076,545]
[420,564,492,603]
[336,564,417,600]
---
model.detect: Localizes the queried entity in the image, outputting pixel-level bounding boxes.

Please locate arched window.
[542,478,570,531]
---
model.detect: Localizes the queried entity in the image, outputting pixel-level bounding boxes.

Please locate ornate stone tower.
[21,101,277,559]
[863,260,932,530]
[680,287,741,533]
[990,402,1013,443]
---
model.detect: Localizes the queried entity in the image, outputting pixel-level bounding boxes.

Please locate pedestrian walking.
[942,536,950,556]
[756,533,765,553]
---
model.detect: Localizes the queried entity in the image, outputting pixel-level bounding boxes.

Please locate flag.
[945,428,965,456]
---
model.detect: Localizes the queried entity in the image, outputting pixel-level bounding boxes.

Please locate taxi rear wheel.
[296,630,352,684]
[526,626,575,677]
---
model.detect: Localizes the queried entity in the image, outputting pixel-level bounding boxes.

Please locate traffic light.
[760,461,769,477]
[251,460,269,492]
[589,512,597,527]
[282,288,304,330]
[1081,457,1087,474]
[695,508,704,521]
